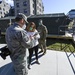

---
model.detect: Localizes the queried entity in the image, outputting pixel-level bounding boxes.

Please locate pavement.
[0,44,75,75]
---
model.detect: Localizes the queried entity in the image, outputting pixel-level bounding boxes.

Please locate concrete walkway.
[0,44,75,75]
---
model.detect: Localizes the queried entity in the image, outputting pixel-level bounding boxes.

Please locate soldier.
[37,19,48,54]
[5,13,32,75]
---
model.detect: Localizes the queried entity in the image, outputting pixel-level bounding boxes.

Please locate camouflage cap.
[16,13,28,23]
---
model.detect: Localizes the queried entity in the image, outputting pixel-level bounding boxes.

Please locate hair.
[15,17,23,22]
[26,22,36,32]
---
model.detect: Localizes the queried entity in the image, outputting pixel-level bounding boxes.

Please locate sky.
[5,0,75,15]
[42,0,75,14]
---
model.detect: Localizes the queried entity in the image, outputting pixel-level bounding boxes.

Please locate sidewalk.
[0,44,75,75]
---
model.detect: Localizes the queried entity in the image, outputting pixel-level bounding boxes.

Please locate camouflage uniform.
[37,23,48,54]
[5,23,31,75]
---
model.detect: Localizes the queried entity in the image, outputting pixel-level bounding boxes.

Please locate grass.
[46,38,75,52]
[0,35,75,53]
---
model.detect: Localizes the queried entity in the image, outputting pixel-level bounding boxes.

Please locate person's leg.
[34,45,38,60]
[43,40,47,54]
[34,45,40,64]
[40,44,43,52]
[39,40,43,52]
[11,54,28,75]
[28,48,33,69]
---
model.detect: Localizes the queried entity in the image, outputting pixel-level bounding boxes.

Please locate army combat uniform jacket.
[5,23,31,75]
[37,24,48,40]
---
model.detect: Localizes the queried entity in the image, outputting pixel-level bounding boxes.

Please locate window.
[33,4,34,8]
[23,1,27,6]
[17,10,20,13]
[0,7,1,10]
[0,12,2,14]
[1,16,3,18]
[4,12,5,15]
[4,4,5,6]
[33,10,35,14]
[0,1,2,4]
[16,3,19,7]
[3,8,5,11]
[39,3,41,7]
[24,9,27,13]
[6,11,8,14]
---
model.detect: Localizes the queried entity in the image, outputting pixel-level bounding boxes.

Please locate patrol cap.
[15,13,28,23]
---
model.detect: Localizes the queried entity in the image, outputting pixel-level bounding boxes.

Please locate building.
[0,0,10,18]
[67,9,75,19]
[14,0,44,16]
[9,6,15,16]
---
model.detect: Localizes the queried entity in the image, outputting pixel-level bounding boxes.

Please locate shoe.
[39,50,43,53]
[43,50,46,55]
[43,52,46,55]
[36,60,40,64]
[28,64,31,69]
